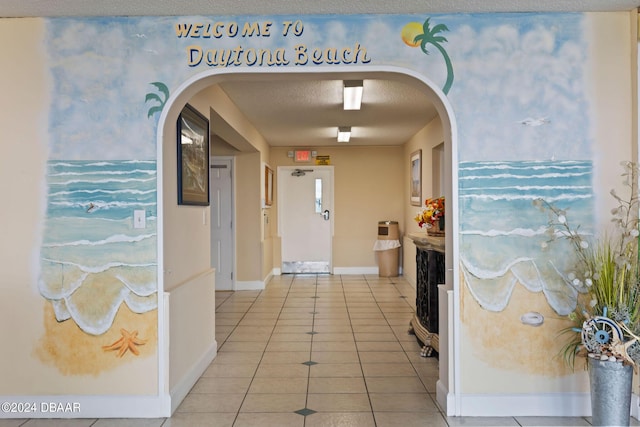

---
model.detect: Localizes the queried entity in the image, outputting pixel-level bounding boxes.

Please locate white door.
[210,158,234,290]
[279,166,333,273]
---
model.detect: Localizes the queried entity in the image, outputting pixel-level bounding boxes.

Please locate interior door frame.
[277,165,334,273]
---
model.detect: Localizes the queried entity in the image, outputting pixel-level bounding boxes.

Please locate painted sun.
[401,22,422,47]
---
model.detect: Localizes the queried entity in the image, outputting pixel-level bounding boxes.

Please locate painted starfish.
[102,328,147,357]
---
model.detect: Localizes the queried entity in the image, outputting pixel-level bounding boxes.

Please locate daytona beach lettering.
[186,43,371,67]
[175,20,371,67]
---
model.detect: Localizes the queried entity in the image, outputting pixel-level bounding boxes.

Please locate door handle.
[322,209,330,220]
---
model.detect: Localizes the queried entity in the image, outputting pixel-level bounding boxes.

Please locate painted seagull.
[518,117,550,127]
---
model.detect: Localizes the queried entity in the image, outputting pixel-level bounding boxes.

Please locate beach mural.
[459,160,593,316]
[37,159,158,372]
[33,13,594,375]
[448,15,593,326]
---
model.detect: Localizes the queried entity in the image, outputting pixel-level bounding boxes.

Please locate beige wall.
[189,84,271,284]
[163,96,212,291]
[235,152,263,281]
[0,19,158,396]
[261,168,275,280]
[269,146,404,271]
[0,18,52,394]
[402,118,445,285]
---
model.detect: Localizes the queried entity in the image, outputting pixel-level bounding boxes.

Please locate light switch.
[134,210,146,229]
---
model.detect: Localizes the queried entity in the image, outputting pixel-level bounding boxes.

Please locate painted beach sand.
[461,273,585,381]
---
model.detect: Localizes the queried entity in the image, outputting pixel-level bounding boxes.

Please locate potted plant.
[414,196,445,236]
[534,161,640,426]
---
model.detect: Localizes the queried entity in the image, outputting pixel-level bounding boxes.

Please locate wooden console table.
[408,233,445,357]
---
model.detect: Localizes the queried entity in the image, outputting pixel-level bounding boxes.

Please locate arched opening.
[155,66,460,415]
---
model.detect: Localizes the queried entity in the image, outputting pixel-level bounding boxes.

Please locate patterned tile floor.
[2,274,637,426]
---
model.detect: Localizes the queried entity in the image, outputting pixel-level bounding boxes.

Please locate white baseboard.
[235,281,265,290]
[169,340,217,414]
[436,380,455,415]
[459,392,591,416]
[0,394,171,419]
[263,270,274,285]
[333,266,379,275]
[271,267,400,277]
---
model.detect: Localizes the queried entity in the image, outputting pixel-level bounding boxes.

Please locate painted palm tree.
[145,81,169,118]
[414,18,454,95]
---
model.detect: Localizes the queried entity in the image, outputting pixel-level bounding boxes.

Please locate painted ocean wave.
[41,258,156,276]
[48,176,156,186]
[43,233,156,248]
[461,162,590,172]
[40,160,158,335]
[50,188,156,196]
[461,226,547,237]
[49,169,156,177]
[460,193,592,202]
[459,160,593,315]
[459,171,592,180]
[49,199,156,210]
[51,160,155,168]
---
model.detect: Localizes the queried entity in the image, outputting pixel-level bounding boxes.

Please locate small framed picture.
[265,165,274,207]
[177,104,209,206]
[410,150,422,206]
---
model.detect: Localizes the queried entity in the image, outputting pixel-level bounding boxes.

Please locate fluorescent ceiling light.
[337,126,351,143]
[343,80,363,110]
[181,134,194,145]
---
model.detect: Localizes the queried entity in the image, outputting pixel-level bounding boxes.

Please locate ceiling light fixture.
[343,80,363,110]
[337,126,351,143]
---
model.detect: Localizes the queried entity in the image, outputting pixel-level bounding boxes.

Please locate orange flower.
[414,197,444,228]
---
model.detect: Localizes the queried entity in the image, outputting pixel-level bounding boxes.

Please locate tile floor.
[2,274,636,426]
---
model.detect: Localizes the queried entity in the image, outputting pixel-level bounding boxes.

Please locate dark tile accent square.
[294,408,317,416]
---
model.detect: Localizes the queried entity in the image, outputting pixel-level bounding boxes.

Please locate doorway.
[159,67,458,416]
[278,166,334,274]
[210,157,234,290]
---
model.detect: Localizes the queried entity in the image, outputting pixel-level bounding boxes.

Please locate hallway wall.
[269,146,404,273]
[403,117,445,286]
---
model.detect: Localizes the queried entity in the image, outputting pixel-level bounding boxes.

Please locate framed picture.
[410,149,422,206]
[265,165,274,207]
[177,103,209,206]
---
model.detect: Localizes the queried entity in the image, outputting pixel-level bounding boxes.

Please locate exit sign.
[294,150,311,162]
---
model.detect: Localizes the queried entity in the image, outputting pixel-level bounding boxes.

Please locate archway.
[155,66,460,415]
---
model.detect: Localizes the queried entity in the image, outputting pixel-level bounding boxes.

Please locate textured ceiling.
[218,78,438,147]
[2,0,639,17]
[6,1,638,148]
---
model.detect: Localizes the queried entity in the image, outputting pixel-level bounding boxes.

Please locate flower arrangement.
[415,197,445,229]
[534,161,640,369]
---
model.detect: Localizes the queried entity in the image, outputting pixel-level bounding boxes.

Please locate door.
[279,166,333,273]
[210,158,234,290]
